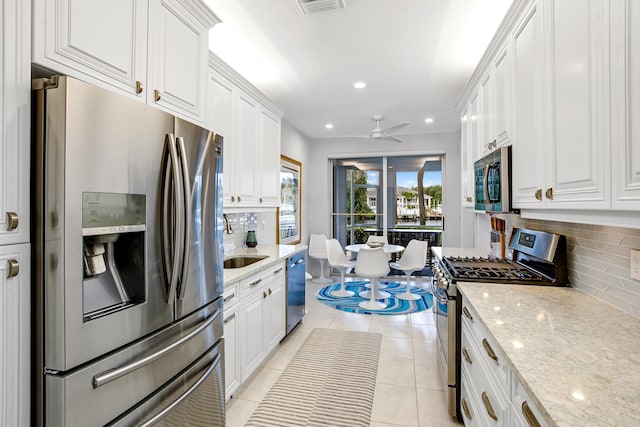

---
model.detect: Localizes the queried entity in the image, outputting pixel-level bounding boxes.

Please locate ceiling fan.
[367,114,410,143]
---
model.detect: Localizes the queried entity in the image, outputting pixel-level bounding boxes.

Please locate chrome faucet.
[223,213,233,234]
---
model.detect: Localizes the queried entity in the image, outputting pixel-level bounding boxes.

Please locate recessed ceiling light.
[353,81,366,89]
[425,117,434,124]
[325,123,334,129]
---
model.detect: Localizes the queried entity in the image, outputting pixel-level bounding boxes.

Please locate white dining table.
[344,243,405,254]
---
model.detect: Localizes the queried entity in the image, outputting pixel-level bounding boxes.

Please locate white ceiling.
[204,0,514,140]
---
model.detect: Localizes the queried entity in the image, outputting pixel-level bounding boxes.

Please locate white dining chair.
[326,239,356,297]
[355,247,390,310]
[389,239,428,301]
[308,234,331,284]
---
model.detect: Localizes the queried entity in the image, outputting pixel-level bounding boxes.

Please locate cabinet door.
[512,0,546,208]
[478,71,494,156]
[544,0,610,208]
[469,91,480,163]
[493,42,512,145]
[0,244,31,427]
[257,108,282,206]
[264,280,285,351]
[147,0,210,124]
[461,107,474,207]
[1,0,30,246]
[611,0,640,209]
[223,307,240,400]
[240,291,265,381]
[235,91,259,206]
[207,69,237,206]
[32,0,148,97]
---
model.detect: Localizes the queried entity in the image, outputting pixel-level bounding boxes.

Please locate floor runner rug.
[245,328,382,427]
[316,280,433,315]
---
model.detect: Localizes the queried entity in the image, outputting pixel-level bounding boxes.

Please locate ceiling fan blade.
[381,122,410,133]
[386,135,406,143]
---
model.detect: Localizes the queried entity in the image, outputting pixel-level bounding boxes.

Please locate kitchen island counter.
[223,244,307,285]
[458,282,640,427]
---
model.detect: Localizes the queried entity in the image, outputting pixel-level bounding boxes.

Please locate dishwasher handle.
[289,258,304,269]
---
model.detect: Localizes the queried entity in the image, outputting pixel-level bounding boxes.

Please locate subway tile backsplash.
[495,215,640,318]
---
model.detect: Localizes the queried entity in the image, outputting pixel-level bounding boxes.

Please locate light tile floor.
[226,277,463,427]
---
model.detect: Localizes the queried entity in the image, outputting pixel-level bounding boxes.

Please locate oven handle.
[92,309,220,388]
[430,279,449,304]
[139,352,221,427]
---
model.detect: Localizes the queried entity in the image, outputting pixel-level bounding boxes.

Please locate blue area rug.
[316,280,433,315]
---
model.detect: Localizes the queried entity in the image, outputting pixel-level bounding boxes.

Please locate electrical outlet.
[631,249,640,280]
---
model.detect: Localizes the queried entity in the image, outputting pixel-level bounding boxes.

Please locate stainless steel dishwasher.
[285,251,306,334]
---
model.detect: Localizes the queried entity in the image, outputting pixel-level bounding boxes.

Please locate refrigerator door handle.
[176,136,192,299]
[139,352,222,427]
[161,133,183,304]
[92,308,220,389]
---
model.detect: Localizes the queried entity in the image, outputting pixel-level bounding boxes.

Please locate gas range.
[441,256,547,283]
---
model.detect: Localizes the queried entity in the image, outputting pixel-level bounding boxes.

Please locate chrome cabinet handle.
[535,189,542,201]
[522,401,541,427]
[140,352,221,427]
[154,89,161,102]
[249,278,262,287]
[93,309,220,388]
[481,391,498,421]
[7,259,19,278]
[461,397,472,420]
[463,306,473,321]
[135,80,144,94]
[482,338,498,362]
[223,293,235,303]
[176,137,191,299]
[6,212,18,231]
[545,187,553,200]
[273,267,283,274]
[462,347,472,364]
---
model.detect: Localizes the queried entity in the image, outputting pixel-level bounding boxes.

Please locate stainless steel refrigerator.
[32,76,225,426]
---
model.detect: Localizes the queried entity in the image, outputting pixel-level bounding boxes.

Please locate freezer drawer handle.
[92,309,220,389]
[140,352,222,427]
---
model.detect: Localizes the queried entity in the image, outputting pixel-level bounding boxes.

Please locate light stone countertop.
[458,282,640,427]
[223,244,307,285]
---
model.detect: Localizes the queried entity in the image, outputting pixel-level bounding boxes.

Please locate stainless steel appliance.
[431,228,568,421]
[474,146,514,213]
[33,76,225,426]
[285,251,306,334]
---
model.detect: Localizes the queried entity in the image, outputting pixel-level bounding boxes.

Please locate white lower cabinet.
[462,299,548,427]
[227,262,286,387]
[222,284,240,400]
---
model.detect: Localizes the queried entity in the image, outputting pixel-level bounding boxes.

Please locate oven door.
[431,279,457,418]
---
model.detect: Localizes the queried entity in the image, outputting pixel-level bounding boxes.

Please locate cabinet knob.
[238,196,241,203]
[263,291,267,299]
[7,259,19,278]
[231,196,235,203]
[6,211,18,231]
[535,189,542,201]
[135,80,144,94]
[545,187,553,200]
[268,288,272,296]
[259,197,263,204]
[154,90,161,102]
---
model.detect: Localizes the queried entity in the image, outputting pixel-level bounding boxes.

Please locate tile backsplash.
[494,214,640,318]
[222,211,277,254]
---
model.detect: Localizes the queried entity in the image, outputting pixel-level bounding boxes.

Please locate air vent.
[296,0,346,14]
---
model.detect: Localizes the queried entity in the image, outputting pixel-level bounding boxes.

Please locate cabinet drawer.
[460,375,482,427]
[462,301,511,391]
[239,262,285,297]
[222,283,239,310]
[461,358,509,427]
[512,374,549,427]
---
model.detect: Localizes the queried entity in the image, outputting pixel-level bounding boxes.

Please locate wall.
[490,214,640,318]
[306,131,463,247]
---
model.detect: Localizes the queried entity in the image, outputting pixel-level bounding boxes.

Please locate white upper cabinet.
[511,0,546,208]
[1,0,30,247]
[207,54,285,210]
[460,107,474,207]
[611,0,640,209]
[542,0,610,208]
[32,0,220,124]
[492,42,513,146]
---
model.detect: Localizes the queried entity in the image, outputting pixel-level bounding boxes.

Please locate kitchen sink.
[223,255,268,269]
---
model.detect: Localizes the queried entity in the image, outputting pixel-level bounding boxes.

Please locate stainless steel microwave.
[474,146,513,213]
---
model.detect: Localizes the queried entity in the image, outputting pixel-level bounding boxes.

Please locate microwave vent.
[296,0,346,14]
